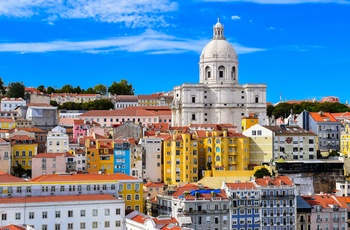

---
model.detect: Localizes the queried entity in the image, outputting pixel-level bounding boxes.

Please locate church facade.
[171,20,267,131]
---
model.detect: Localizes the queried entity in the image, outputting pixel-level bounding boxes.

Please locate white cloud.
[231,15,241,20]
[0,30,265,55]
[200,0,349,3]
[0,0,178,27]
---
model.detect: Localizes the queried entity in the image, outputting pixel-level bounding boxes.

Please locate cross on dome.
[213,18,225,40]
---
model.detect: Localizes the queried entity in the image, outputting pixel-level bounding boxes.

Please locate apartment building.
[1,98,26,111]
[254,176,297,230]
[139,136,163,182]
[163,127,249,185]
[157,184,230,230]
[0,138,11,174]
[10,135,38,177]
[223,181,261,230]
[297,111,341,152]
[46,132,69,153]
[31,152,76,178]
[303,194,347,230]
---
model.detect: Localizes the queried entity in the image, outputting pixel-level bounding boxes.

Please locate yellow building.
[0,118,16,129]
[241,114,258,132]
[341,123,350,155]
[10,135,37,176]
[163,127,250,185]
[1,173,143,212]
[86,138,114,175]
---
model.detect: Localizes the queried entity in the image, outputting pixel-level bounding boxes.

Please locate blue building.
[114,139,131,174]
[223,181,261,230]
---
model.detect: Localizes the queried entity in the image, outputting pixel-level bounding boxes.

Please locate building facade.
[171,20,266,132]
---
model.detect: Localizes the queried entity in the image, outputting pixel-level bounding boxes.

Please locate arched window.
[207,139,211,144]
[216,139,220,144]
[255,95,259,103]
[218,66,225,78]
[208,147,212,152]
[231,66,236,80]
[208,156,212,162]
[216,147,220,152]
[205,66,211,79]
[216,155,220,161]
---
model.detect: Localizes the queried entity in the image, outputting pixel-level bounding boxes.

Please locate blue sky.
[0,0,349,103]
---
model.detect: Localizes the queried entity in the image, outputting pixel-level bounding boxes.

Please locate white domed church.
[171,19,267,131]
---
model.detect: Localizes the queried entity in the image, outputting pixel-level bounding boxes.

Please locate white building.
[46,132,69,153]
[139,137,163,182]
[0,194,125,230]
[1,98,26,111]
[171,20,266,132]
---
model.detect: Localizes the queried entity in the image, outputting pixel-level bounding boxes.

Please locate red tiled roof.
[33,152,74,158]
[226,182,257,190]
[0,194,118,204]
[0,172,27,183]
[144,182,165,188]
[26,103,53,107]
[309,112,338,122]
[304,194,341,208]
[30,173,140,182]
[255,176,293,186]
[0,118,14,123]
[0,224,26,230]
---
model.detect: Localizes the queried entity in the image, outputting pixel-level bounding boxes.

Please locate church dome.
[200,19,237,60]
[201,39,237,60]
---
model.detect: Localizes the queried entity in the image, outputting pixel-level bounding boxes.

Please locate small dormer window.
[218,66,225,78]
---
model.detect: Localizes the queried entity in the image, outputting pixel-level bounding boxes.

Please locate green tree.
[82,99,114,110]
[84,87,95,94]
[50,101,58,107]
[7,82,25,98]
[267,104,274,117]
[60,102,82,110]
[61,84,74,93]
[46,86,56,94]
[0,77,6,96]
[73,86,82,94]
[12,164,27,177]
[37,85,46,94]
[94,84,107,95]
[254,168,271,178]
[108,79,134,95]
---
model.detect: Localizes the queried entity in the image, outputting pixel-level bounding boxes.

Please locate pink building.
[78,106,172,128]
[31,152,76,178]
[73,119,100,141]
[303,194,347,230]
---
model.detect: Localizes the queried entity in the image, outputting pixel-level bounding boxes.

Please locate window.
[192,96,196,103]
[116,208,121,215]
[80,222,86,229]
[67,223,73,230]
[126,183,131,190]
[135,194,140,200]
[1,213,6,220]
[104,221,110,228]
[105,209,110,216]
[92,222,98,228]
[92,209,98,216]
[42,225,48,230]
[80,210,85,217]
[42,211,48,219]
[15,213,21,220]
[127,194,132,200]
[135,183,140,191]
[55,224,61,230]
[68,210,73,217]
[55,211,60,218]
[192,114,196,120]
[115,221,121,227]
[29,212,34,219]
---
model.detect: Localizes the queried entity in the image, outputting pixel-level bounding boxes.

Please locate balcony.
[316,218,322,222]
[333,217,339,221]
